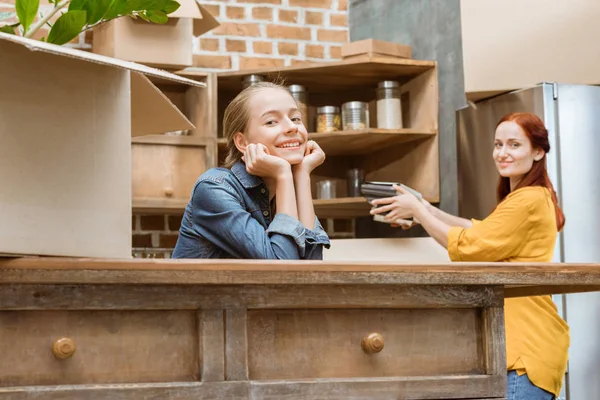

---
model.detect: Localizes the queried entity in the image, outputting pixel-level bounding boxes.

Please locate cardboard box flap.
[169,0,203,19]
[193,4,220,36]
[168,0,220,36]
[131,72,195,136]
[0,32,205,88]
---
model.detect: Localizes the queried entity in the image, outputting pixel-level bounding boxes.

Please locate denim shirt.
[172,161,331,260]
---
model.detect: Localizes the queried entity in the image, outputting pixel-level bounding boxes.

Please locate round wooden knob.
[361,332,384,354]
[164,188,174,197]
[52,337,76,359]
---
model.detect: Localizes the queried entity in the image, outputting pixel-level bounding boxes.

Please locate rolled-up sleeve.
[447,199,533,262]
[302,217,331,260]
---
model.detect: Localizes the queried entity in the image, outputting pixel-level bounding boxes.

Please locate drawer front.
[0,310,198,386]
[132,143,208,200]
[247,308,484,380]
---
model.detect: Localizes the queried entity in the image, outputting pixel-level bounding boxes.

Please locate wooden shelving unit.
[134,57,440,232]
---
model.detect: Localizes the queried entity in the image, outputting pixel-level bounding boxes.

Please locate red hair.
[495,112,565,231]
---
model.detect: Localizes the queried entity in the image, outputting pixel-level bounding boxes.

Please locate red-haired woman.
[371,112,569,400]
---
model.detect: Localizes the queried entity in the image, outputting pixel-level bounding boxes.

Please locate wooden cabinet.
[132,57,439,221]
[7,258,598,399]
[132,72,218,214]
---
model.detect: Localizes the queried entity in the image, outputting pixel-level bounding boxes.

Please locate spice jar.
[376,80,403,129]
[316,106,341,133]
[289,84,309,127]
[242,74,265,89]
[342,101,369,130]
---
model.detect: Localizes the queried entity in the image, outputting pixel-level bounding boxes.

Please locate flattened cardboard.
[0,33,203,258]
[341,39,412,59]
[461,0,600,100]
[92,2,220,69]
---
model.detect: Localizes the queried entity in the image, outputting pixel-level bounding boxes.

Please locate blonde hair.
[222,81,292,169]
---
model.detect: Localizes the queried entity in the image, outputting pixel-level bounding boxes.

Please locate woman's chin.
[285,155,304,165]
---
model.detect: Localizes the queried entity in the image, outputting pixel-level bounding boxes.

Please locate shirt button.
[263,211,269,216]
[261,188,266,194]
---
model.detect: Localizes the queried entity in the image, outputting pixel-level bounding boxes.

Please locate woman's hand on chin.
[242,143,291,180]
[292,140,326,175]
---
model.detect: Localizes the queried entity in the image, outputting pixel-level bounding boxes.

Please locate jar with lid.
[242,74,265,89]
[289,84,309,128]
[341,101,369,130]
[376,80,403,129]
[316,106,341,133]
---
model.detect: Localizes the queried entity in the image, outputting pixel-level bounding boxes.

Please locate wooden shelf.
[309,128,436,156]
[217,128,436,156]
[133,198,188,215]
[133,196,373,219]
[133,134,215,147]
[217,56,436,92]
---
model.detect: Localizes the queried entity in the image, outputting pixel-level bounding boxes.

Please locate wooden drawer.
[247,308,484,380]
[0,310,198,386]
[132,135,217,204]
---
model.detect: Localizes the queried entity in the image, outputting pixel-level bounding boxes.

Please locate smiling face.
[234,87,308,165]
[493,121,544,185]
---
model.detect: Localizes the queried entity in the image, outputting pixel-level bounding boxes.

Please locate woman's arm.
[423,200,473,229]
[292,168,316,229]
[292,140,326,230]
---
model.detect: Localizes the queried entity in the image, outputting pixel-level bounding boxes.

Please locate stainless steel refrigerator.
[456,82,600,400]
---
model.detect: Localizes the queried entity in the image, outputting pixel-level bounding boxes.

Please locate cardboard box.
[93,1,219,70]
[461,0,600,101]
[0,32,204,258]
[341,39,412,60]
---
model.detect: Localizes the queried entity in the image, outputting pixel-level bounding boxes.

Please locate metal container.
[242,74,265,89]
[316,106,341,133]
[316,180,337,200]
[376,80,402,129]
[289,84,308,126]
[342,101,369,130]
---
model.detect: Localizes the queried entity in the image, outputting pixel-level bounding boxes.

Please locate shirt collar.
[231,161,264,189]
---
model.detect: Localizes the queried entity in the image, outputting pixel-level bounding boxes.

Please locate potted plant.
[0,0,180,45]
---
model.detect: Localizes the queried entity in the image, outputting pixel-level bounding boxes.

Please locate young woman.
[370,112,569,400]
[173,82,330,260]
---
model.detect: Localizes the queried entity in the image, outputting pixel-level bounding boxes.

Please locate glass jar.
[242,74,265,89]
[341,101,369,130]
[316,106,341,133]
[376,80,403,129]
[289,84,309,127]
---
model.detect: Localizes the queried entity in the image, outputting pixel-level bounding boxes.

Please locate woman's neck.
[509,176,523,192]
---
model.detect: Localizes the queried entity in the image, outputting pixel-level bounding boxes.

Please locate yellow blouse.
[447,186,569,396]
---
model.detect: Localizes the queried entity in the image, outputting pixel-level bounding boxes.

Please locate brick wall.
[193,0,348,70]
[133,0,349,257]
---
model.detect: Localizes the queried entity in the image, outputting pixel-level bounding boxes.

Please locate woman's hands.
[293,140,325,174]
[370,185,424,226]
[242,143,291,179]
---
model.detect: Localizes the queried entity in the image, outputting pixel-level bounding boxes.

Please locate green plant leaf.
[0,24,16,34]
[163,0,179,14]
[0,11,16,21]
[70,0,113,25]
[46,10,86,45]
[144,10,167,24]
[15,0,39,33]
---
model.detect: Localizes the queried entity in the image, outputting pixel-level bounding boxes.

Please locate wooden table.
[1,258,599,400]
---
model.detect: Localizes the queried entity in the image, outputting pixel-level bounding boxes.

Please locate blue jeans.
[507,371,555,400]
